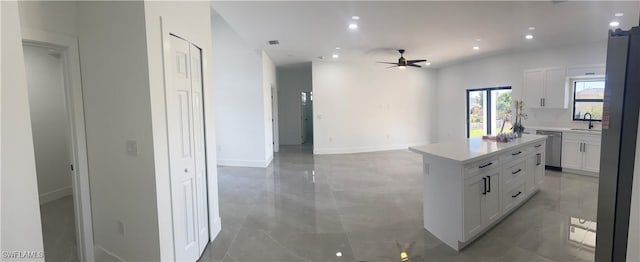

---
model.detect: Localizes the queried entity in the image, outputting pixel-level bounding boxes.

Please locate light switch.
[126,140,138,156]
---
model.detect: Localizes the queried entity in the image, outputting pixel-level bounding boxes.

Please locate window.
[573,79,604,121]
[467,87,512,138]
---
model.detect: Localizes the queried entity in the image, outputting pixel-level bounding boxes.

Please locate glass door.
[467,87,512,138]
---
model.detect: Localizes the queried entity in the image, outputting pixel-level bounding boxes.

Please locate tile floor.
[199,145,599,262]
[40,195,79,262]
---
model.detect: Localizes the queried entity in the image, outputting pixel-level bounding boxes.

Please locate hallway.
[199,146,598,261]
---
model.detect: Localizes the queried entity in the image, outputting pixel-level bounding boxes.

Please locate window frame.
[466,86,512,138]
[572,78,605,122]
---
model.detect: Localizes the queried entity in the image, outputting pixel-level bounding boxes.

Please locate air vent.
[267,40,280,45]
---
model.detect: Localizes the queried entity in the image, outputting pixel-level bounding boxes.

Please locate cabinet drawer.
[502,159,526,186]
[464,157,499,177]
[528,142,545,153]
[500,148,526,162]
[503,181,527,211]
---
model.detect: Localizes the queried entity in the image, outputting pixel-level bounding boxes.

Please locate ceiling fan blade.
[408,64,422,68]
[407,59,427,63]
[377,62,398,65]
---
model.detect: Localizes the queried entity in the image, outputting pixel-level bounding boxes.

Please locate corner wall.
[77,2,161,261]
[312,61,438,154]
[1,1,45,259]
[212,12,274,167]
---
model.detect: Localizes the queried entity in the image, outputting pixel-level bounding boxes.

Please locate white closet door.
[189,43,209,252]
[167,35,199,261]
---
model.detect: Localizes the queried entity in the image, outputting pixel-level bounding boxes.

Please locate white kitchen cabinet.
[523,67,568,109]
[525,144,545,194]
[410,135,546,251]
[561,132,601,174]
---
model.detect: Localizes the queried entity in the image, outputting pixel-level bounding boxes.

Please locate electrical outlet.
[117,220,125,236]
[126,140,138,156]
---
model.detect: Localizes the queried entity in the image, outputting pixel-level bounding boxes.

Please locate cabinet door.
[484,171,502,224]
[525,154,537,193]
[464,175,486,240]
[582,141,601,173]
[544,68,568,109]
[562,139,583,170]
[524,70,545,109]
[535,151,545,187]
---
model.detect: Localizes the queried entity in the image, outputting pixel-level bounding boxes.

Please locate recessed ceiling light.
[475,38,482,42]
[610,21,620,27]
[352,16,360,20]
[348,23,358,30]
[473,46,480,50]
[525,34,534,40]
[528,26,536,30]
[335,47,341,50]
[425,62,432,66]
[332,54,339,59]
[336,252,342,257]
[615,13,624,17]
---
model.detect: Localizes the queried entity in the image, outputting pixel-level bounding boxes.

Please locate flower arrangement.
[512,100,527,137]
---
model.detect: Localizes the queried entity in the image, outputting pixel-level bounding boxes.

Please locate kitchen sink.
[570,128,601,132]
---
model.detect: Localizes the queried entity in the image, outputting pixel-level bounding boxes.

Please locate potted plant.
[512,100,527,137]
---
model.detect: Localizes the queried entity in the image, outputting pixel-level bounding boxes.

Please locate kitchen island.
[409,135,547,251]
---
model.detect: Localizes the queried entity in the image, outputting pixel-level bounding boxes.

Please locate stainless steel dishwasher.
[536,130,562,170]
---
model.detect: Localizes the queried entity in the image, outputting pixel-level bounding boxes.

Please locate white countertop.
[409,135,548,164]
[527,126,602,135]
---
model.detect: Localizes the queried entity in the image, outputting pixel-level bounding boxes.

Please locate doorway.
[22,30,94,262]
[301,91,313,144]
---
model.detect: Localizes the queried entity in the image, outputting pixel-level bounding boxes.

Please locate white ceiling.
[211,1,639,68]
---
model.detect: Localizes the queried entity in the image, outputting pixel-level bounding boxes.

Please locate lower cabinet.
[562,132,601,174]
[463,169,501,240]
[525,148,545,194]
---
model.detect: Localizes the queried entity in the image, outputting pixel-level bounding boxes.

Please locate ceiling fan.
[377,49,427,69]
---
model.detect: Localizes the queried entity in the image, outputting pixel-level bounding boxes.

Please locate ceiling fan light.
[398,66,406,69]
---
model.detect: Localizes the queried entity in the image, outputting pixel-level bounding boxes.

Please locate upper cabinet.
[523,67,568,109]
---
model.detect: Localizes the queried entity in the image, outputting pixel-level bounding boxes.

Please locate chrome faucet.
[583,113,594,130]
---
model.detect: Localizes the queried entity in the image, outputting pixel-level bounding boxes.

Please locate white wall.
[277,63,313,145]
[1,1,45,259]
[23,45,73,204]
[262,51,276,157]
[144,1,221,260]
[212,12,273,167]
[436,41,607,141]
[18,1,77,36]
[77,2,161,261]
[312,61,438,154]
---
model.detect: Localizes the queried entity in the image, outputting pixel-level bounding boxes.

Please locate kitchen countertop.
[527,126,602,135]
[409,135,547,164]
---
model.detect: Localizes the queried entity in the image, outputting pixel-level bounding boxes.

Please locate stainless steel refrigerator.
[595,26,640,261]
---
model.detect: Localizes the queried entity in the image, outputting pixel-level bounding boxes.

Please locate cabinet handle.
[583,143,586,153]
[512,169,522,175]
[543,98,545,107]
[482,177,487,195]
[479,162,493,169]
[512,151,522,156]
[534,144,542,148]
[540,98,543,107]
[536,153,542,166]
[512,191,522,198]
[487,176,491,193]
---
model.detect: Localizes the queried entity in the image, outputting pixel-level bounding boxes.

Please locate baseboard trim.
[209,216,222,242]
[217,158,271,168]
[562,167,599,177]
[39,186,72,204]
[95,245,127,262]
[314,143,428,155]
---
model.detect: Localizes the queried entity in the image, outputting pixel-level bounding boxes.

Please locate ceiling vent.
[267,40,280,45]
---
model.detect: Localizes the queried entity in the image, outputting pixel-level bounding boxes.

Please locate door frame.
[159,17,220,261]
[271,85,279,152]
[466,86,512,138]
[21,28,95,262]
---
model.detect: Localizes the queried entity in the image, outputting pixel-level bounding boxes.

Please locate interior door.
[189,43,209,252]
[166,35,199,261]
